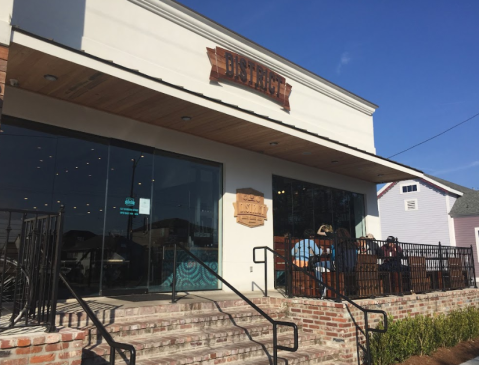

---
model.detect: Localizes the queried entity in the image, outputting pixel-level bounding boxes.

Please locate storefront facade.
[0,0,423,296]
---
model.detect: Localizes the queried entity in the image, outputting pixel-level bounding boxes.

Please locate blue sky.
[176,0,479,190]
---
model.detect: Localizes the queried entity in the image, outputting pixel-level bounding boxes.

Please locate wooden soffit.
[5,41,422,184]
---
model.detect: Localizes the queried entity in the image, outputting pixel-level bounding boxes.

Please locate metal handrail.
[59,274,136,365]
[253,246,387,365]
[171,242,298,364]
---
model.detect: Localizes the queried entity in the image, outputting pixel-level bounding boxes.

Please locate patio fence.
[274,235,476,300]
[0,208,64,332]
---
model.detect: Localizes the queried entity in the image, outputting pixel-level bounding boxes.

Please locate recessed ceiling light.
[269,142,279,146]
[181,116,192,121]
[44,74,58,81]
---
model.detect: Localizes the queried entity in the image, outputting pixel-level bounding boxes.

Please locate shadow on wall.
[12,0,86,50]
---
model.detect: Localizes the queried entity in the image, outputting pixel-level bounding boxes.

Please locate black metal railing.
[59,273,136,365]
[171,241,298,365]
[0,208,64,332]
[253,245,388,365]
[272,235,476,300]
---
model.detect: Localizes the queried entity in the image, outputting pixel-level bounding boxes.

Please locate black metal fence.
[0,208,64,331]
[276,234,476,300]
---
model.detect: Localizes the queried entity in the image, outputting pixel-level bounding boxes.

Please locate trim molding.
[128,0,377,116]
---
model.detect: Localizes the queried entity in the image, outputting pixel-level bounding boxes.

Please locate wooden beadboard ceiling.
[5,42,419,184]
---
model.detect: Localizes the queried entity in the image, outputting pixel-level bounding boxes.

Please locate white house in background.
[378,174,479,275]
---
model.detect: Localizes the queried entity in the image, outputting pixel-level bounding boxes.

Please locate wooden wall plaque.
[207,46,292,111]
[233,188,268,228]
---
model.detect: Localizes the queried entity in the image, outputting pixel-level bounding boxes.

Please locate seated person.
[356,234,381,256]
[291,229,320,268]
[317,224,333,237]
[334,228,357,272]
[379,236,407,272]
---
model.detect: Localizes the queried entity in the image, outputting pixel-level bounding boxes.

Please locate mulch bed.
[396,338,479,365]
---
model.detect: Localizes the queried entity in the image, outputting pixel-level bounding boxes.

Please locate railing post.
[48,208,64,332]
[287,234,293,298]
[471,245,477,288]
[273,323,278,365]
[110,349,116,365]
[171,243,177,303]
[335,235,341,302]
[364,313,371,365]
[264,247,268,297]
[438,242,446,291]
[0,211,12,318]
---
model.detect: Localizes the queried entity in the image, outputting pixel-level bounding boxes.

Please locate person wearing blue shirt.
[291,229,320,268]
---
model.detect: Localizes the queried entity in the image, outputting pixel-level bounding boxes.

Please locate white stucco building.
[0,0,424,297]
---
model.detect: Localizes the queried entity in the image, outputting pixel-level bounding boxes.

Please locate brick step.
[82,320,300,360]
[229,345,341,365]
[88,333,319,365]
[57,298,281,327]
[80,305,287,341]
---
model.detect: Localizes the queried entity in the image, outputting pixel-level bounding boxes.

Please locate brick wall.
[0,328,84,365]
[283,288,479,363]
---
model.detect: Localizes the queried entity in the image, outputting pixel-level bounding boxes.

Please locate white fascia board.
[128,0,377,116]
[421,175,463,197]
[11,30,420,178]
[377,182,394,197]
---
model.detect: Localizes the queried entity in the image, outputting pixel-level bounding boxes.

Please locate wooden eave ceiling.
[6,42,420,184]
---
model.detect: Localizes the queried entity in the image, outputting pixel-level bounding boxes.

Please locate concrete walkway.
[461,357,479,365]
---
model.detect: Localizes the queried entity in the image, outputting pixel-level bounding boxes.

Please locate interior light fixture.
[181,116,192,121]
[269,142,279,146]
[44,74,58,81]
[331,160,339,164]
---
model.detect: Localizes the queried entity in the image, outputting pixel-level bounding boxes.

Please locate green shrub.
[369,307,479,365]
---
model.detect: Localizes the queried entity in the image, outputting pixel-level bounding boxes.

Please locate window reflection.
[0,119,109,296]
[150,152,221,292]
[0,117,223,297]
[273,175,366,239]
[102,142,154,295]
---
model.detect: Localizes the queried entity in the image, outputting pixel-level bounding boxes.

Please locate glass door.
[101,141,154,296]
[149,151,222,292]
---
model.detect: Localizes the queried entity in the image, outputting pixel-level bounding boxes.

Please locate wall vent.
[405,199,418,211]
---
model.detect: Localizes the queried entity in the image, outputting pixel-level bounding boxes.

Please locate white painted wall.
[3,86,381,292]
[378,179,454,245]
[0,0,14,45]
[10,0,377,154]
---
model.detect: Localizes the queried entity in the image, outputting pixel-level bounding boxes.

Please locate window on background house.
[402,184,418,193]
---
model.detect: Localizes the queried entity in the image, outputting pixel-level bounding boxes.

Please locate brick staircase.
[56,297,347,365]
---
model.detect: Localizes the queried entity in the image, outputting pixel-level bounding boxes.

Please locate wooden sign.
[233,188,268,228]
[207,46,292,111]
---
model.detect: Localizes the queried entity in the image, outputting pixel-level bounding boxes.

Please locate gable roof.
[449,191,479,218]
[423,174,475,194]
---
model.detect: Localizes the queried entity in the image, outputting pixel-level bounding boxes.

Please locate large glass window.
[0,117,222,297]
[272,175,366,239]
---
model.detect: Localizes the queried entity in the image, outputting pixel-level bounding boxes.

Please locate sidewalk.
[462,357,479,364]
